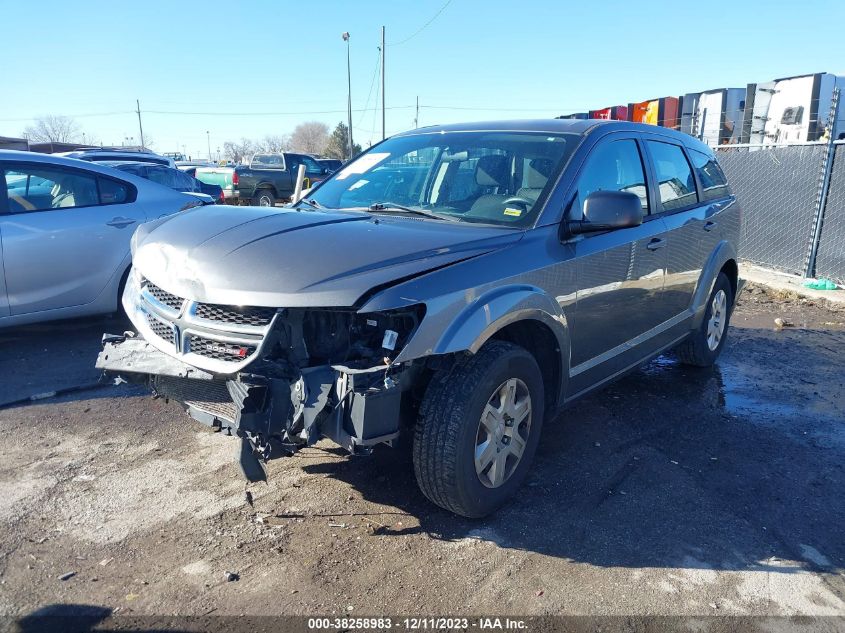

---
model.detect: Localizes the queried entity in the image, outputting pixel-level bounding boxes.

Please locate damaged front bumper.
[96,333,408,481]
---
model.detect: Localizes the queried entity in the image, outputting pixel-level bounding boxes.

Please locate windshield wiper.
[368,202,458,222]
[295,197,323,209]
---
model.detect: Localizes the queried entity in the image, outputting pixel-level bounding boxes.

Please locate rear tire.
[254,190,275,207]
[413,340,544,518]
[676,272,733,367]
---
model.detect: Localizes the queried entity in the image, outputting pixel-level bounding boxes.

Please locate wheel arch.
[425,285,570,412]
[254,183,278,198]
[690,240,738,328]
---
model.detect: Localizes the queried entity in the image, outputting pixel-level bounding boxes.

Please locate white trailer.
[741,73,844,145]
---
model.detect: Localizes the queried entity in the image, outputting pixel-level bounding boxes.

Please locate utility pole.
[342,32,353,160]
[381,26,386,140]
[206,130,211,161]
[415,96,419,128]
[136,100,146,149]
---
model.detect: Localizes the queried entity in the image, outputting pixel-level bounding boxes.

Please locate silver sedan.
[0,150,206,327]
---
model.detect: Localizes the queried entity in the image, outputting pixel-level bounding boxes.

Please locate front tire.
[413,340,545,518]
[254,190,275,207]
[676,272,733,367]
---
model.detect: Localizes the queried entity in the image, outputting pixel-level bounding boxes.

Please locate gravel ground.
[0,284,843,627]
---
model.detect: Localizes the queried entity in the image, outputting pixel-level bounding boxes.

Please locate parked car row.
[0,150,209,327]
[0,144,338,326]
[193,152,333,206]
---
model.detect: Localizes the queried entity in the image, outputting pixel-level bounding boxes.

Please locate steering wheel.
[503,196,532,208]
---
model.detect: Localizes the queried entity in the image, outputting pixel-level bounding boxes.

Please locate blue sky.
[2,0,843,156]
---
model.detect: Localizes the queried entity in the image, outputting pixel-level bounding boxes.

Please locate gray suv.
[97,119,741,518]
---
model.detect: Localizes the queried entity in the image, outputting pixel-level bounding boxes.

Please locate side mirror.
[567,190,643,235]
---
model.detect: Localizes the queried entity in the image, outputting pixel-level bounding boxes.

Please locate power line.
[356,48,383,127]
[388,0,453,46]
[0,111,133,122]
[143,106,416,117]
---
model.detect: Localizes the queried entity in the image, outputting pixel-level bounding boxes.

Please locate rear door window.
[646,141,698,212]
[173,169,198,191]
[300,155,324,177]
[146,166,179,190]
[689,149,730,201]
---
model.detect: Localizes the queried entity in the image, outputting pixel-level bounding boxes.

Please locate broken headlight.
[292,304,425,367]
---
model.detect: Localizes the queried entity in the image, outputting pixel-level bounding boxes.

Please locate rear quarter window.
[98,177,136,204]
[689,149,730,202]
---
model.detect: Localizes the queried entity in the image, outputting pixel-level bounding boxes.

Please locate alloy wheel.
[706,289,728,351]
[475,378,532,488]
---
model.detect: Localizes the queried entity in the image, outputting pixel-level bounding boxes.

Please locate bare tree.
[23,115,84,144]
[289,121,329,155]
[223,138,255,163]
[256,134,291,154]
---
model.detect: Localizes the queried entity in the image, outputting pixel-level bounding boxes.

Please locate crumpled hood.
[132,206,522,308]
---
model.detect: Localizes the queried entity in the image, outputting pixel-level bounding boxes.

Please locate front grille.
[195,303,276,326]
[188,335,257,361]
[146,312,175,346]
[152,376,238,422]
[144,280,184,311]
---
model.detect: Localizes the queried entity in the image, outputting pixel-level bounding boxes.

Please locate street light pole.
[206,130,211,161]
[136,99,146,150]
[342,32,353,160]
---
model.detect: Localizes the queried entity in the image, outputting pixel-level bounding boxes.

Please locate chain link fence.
[716,144,826,276]
[814,144,845,285]
[715,141,845,284]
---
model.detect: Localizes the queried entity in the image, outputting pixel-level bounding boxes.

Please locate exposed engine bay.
[97,295,428,482]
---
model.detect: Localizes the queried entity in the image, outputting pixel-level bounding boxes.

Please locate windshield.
[307,130,580,227]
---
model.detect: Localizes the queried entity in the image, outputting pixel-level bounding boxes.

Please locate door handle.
[106,217,136,228]
[703,220,717,232]
[646,238,666,251]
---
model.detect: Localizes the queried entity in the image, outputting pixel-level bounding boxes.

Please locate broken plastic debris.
[802,278,838,290]
[774,317,793,330]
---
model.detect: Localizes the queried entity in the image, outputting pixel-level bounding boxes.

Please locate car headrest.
[523,158,555,189]
[475,154,509,187]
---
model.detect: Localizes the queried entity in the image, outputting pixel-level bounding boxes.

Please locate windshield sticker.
[503,207,523,217]
[335,152,391,180]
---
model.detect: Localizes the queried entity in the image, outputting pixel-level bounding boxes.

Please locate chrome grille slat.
[132,271,271,370]
[194,303,276,327]
[143,280,184,311]
[145,312,176,347]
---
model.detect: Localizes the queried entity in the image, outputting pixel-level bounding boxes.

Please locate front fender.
[432,285,569,356]
[691,239,737,328]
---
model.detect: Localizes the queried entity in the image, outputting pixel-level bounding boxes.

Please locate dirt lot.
[0,284,844,626]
